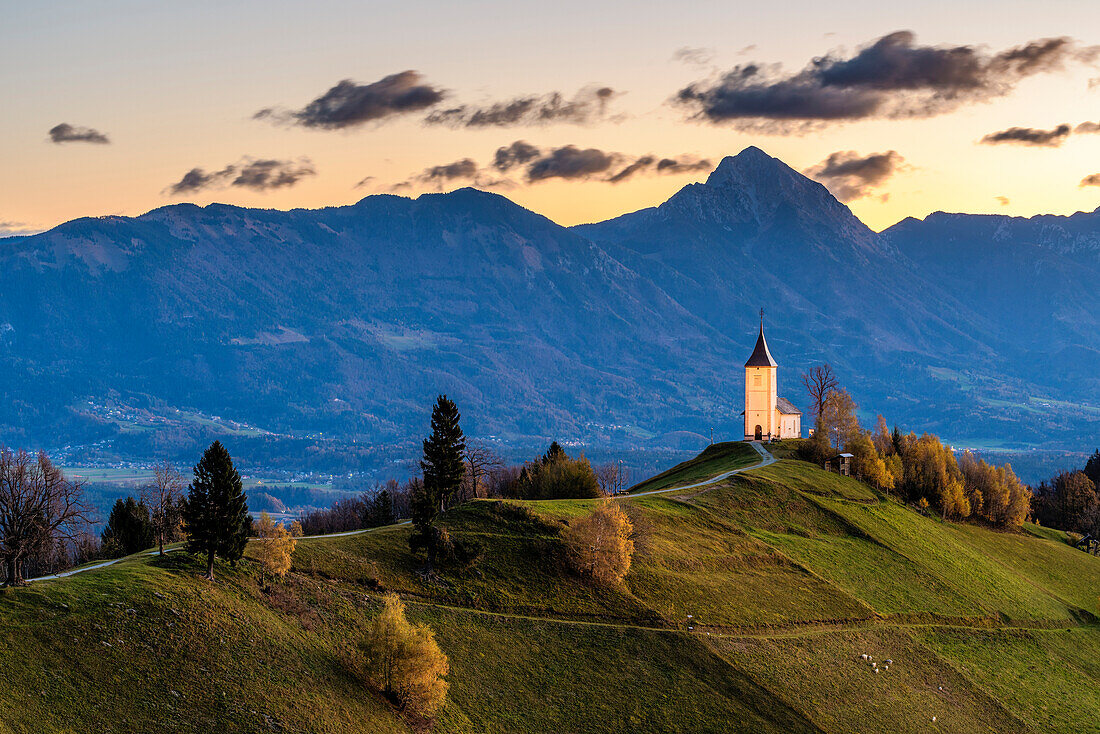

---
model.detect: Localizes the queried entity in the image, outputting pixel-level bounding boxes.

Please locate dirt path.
[629,441,775,498]
[27,441,772,584]
[26,521,411,583]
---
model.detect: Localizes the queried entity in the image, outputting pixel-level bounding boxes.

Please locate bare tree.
[801,364,838,426]
[0,448,90,586]
[464,441,504,502]
[595,462,630,496]
[142,459,183,555]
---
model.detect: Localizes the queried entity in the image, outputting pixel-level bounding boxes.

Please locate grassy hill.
[2,441,1098,732]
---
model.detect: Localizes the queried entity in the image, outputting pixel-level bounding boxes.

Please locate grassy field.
[4,441,1100,732]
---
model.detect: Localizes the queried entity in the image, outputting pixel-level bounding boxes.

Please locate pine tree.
[371,489,395,526]
[410,395,465,569]
[182,441,250,580]
[101,496,155,557]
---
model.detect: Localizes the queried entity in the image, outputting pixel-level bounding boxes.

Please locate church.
[743,314,802,441]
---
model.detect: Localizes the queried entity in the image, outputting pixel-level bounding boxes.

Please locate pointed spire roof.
[745,314,778,368]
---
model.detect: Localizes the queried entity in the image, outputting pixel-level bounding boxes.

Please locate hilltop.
[4,443,1098,733]
[2,147,1100,472]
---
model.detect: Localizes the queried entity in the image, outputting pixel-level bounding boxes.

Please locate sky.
[3,0,1100,235]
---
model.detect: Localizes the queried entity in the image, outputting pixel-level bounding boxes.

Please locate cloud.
[495,142,710,183]
[673,47,715,65]
[1081,173,1100,187]
[383,157,508,193]
[804,150,905,201]
[525,145,621,181]
[978,119,1100,146]
[48,123,109,144]
[995,195,1011,206]
[167,157,316,195]
[980,124,1072,147]
[606,155,712,183]
[256,71,445,129]
[424,86,618,128]
[675,31,1099,131]
[387,142,711,190]
[0,220,42,237]
[420,158,480,182]
[492,140,542,172]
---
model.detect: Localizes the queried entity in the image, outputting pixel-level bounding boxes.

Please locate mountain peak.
[705,146,795,188]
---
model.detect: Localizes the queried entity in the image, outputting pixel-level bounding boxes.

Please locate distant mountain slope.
[0,189,725,451]
[882,210,1100,390]
[0,147,1098,465]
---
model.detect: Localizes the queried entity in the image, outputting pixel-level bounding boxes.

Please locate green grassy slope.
[3,441,1099,733]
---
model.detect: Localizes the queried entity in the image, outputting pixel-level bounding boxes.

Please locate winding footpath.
[629,440,774,497]
[26,443,774,584]
[26,521,411,584]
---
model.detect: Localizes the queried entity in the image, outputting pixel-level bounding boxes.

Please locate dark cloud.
[676,31,1098,131]
[1076,120,1100,133]
[383,157,500,193]
[673,47,714,65]
[387,143,711,190]
[168,157,315,195]
[981,124,1072,146]
[655,156,712,174]
[804,150,905,202]
[1081,173,1100,187]
[493,141,542,172]
[231,159,316,190]
[424,86,617,128]
[607,156,657,183]
[256,71,445,129]
[420,158,479,182]
[169,167,225,194]
[607,155,712,183]
[48,123,109,144]
[527,146,621,181]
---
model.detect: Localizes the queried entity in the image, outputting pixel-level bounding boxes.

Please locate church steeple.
[744,310,778,368]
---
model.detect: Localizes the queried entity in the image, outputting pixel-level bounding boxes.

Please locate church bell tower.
[744,309,779,441]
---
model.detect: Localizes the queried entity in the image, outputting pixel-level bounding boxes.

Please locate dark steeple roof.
[745,320,778,368]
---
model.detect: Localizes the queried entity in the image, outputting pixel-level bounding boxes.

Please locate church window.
[753,374,761,387]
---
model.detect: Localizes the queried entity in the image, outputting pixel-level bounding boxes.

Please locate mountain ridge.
[1,147,1097,468]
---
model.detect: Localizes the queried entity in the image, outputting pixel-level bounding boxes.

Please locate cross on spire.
[759,307,764,326]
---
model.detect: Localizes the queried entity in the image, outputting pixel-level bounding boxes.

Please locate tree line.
[1033,450,1100,538]
[800,364,1030,529]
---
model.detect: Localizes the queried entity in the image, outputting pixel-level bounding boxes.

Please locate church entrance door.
[754,425,763,441]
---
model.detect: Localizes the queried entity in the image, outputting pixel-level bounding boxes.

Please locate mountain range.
[1,146,1097,471]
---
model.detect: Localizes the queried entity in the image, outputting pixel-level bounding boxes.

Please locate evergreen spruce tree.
[182,441,250,580]
[371,489,395,526]
[410,395,465,569]
[100,496,155,557]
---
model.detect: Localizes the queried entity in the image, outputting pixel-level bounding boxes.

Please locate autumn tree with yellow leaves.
[361,593,449,717]
[255,512,296,587]
[564,500,635,585]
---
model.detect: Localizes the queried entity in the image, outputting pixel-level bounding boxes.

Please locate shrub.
[510,442,603,500]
